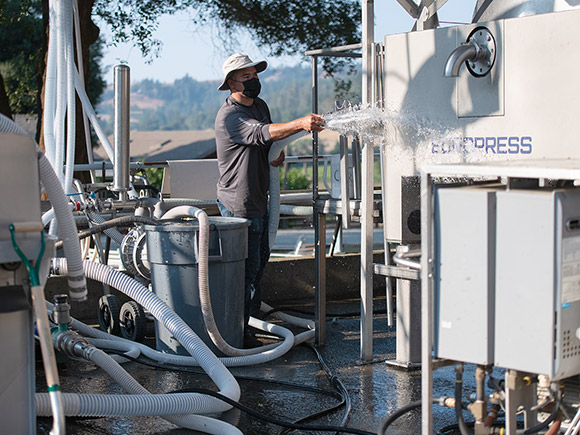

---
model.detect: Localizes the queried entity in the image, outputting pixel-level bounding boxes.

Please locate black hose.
[523,399,559,434]
[104,349,360,433]
[455,365,473,435]
[304,343,352,428]
[169,386,376,435]
[103,349,342,400]
[54,215,160,249]
[379,399,434,434]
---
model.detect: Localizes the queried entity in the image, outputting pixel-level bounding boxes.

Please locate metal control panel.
[495,188,580,380]
[0,132,42,433]
[433,184,499,365]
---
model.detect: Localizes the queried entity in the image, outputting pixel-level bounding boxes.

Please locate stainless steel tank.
[472,0,580,22]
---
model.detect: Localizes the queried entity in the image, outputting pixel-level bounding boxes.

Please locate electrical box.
[495,188,580,380]
[433,184,499,365]
[0,133,42,263]
[0,132,42,433]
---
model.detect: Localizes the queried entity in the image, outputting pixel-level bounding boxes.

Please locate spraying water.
[323,103,501,173]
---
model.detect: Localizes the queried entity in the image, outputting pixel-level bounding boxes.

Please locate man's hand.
[268,113,325,142]
[299,114,325,132]
[270,150,285,167]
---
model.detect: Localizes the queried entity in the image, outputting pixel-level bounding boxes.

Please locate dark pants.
[217,200,270,331]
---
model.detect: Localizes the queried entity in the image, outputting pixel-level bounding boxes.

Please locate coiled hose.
[36,342,242,434]
[159,205,299,358]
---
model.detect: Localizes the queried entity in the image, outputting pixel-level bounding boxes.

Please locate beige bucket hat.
[218,53,268,91]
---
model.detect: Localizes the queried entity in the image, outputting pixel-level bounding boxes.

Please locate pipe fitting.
[52,294,71,329]
[53,330,93,360]
[444,27,496,78]
[393,245,422,270]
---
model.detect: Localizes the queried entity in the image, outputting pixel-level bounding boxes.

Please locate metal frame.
[305,44,362,346]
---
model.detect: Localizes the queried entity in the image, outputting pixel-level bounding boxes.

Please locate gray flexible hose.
[38,345,242,434]
[160,206,297,358]
[51,258,240,407]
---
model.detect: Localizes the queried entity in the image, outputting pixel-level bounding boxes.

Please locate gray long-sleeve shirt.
[214,96,273,218]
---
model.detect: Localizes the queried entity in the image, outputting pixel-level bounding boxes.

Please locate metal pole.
[112,64,130,194]
[312,56,326,345]
[421,171,434,435]
[360,0,375,362]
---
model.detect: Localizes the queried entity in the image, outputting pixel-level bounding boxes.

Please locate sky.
[99,1,477,84]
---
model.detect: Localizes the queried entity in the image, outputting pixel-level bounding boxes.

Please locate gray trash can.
[144,217,249,355]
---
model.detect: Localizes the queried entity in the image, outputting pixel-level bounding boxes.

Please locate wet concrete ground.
[36,298,482,435]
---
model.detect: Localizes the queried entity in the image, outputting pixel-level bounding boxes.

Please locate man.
[214,53,324,347]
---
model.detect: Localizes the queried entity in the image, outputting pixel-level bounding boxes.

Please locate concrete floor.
[34,297,488,435]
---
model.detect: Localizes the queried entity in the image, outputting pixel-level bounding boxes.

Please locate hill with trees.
[97,64,361,135]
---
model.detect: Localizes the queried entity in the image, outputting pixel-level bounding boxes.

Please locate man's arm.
[268,114,325,142]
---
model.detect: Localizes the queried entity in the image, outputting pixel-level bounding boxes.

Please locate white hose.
[159,206,297,357]
[36,345,242,434]
[153,198,217,219]
[268,131,309,250]
[74,69,115,162]
[38,150,87,301]
[32,285,66,435]
[71,0,96,184]
[43,0,58,166]
[279,204,313,216]
[47,299,311,368]
[64,0,76,195]
[53,0,67,182]
[261,301,315,330]
[52,258,241,406]
[0,114,87,301]
[87,338,141,363]
[42,203,76,227]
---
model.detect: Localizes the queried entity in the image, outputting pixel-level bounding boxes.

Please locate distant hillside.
[97,65,361,134]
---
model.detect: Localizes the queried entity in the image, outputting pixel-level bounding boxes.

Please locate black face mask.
[241,77,261,99]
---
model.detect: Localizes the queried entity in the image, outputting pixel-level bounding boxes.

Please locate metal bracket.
[398,0,449,30]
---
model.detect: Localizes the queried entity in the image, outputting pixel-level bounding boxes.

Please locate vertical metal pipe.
[112,64,130,193]
[351,136,362,199]
[339,135,351,229]
[360,0,375,362]
[312,55,326,345]
[421,171,434,435]
[312,56,319,199]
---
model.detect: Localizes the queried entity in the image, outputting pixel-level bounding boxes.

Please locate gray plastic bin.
[144,216,249,355]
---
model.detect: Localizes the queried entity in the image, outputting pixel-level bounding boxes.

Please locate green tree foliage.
[95,0,361,88]
[0,0,43,114]
[0,0,106,117]
[283,167,310,190]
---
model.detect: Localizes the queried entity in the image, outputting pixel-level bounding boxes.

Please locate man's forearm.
[268,119,303,142]
[268,114,325,141]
